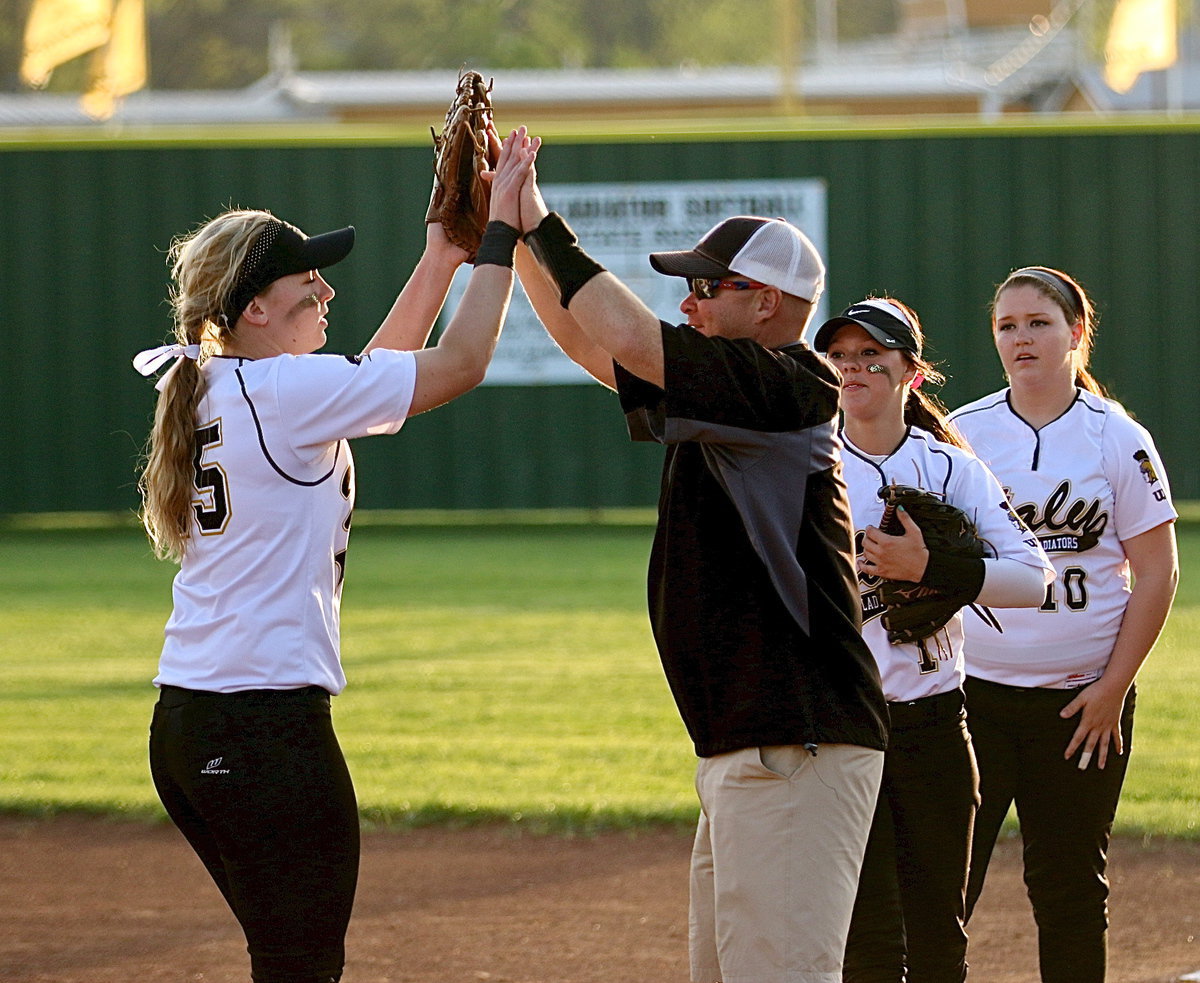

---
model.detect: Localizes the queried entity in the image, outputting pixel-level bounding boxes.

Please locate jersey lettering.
[333,462,354,591]
[1063,567,1089,610]
[916,638,939,674]
[1012,480,1107,553]
[192,420,231,535]
[1039,565,1090,613]
[854,529,886,624]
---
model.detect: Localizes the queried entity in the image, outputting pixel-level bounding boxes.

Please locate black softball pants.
[149,685,360,983]
[843,687,979,983]
[964,676,1135,983]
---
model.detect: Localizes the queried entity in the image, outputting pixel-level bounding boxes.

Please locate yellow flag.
[21,0,113,87]
[1104,0,1178,94]
[81,0,147,120]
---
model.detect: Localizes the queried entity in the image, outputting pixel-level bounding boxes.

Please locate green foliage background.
[1,0,1091,93]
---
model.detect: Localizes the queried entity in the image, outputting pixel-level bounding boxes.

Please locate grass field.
[1,517,1197,836]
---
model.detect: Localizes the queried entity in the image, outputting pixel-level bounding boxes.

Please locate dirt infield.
[1,817,1197,983]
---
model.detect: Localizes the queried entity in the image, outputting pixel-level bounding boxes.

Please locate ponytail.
[903,368,971,451]
[136,209,275,562]
[139,358,205,561]
[1075,367,1106,396]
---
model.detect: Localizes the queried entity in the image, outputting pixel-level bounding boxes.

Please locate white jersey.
[156,349,418,694]
[949,388,1177,689]
[843,427,1051,702]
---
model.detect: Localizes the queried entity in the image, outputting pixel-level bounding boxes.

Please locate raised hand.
[488,126,540,230]
[519,157,551,235]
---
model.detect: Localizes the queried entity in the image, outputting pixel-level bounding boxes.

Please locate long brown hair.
[991,266,1107,397]
[137,209,275,561]
[876,297,970,450]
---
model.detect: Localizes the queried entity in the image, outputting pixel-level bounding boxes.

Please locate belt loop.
[887,688,965,726]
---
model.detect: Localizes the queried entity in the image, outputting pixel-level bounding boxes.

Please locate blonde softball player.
[815,298,1052,983]
[950,267,1178,983]
[133,129,538,983]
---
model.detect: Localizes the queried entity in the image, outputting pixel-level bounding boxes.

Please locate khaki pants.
[690,743,883,983]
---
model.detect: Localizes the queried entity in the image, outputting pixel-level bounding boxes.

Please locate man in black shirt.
[516,173,887,982]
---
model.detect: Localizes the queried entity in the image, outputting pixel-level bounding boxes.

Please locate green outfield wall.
[2,120,1197,514]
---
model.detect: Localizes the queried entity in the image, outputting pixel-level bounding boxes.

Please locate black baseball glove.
[876,483,989,645]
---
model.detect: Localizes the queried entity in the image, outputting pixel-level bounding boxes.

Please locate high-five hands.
[485,126,541,231]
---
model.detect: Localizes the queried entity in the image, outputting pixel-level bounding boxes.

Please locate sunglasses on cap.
[689,277,767,300]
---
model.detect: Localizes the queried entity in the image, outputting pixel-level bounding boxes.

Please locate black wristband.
[522,212,607,308]
[474,221,521,268]
[922,551,986,602]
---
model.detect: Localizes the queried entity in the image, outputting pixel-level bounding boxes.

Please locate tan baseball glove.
[425,70,497,262]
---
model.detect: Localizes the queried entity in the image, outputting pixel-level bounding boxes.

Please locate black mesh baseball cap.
[813,299,922,356]
[222,219,355,326]
[648,215,825,302]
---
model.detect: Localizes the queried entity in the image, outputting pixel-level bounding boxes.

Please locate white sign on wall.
[444,178,828,385]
